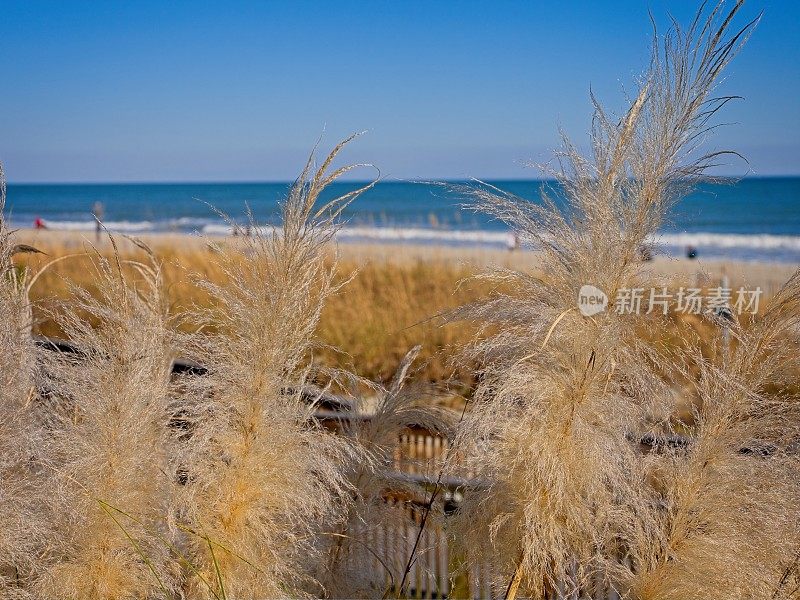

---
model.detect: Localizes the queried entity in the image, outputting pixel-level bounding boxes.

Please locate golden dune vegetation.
[14,235,781,395]
[16,237,492,386]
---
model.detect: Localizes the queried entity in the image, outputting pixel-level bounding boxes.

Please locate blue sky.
[0,0,797,182]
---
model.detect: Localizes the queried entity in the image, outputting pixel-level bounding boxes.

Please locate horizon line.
[7,174,800,186]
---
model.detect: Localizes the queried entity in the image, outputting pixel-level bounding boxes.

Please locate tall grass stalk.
[173,137,376,598]
[625,274,800,599]
[34,238,180,599]
[448,1,765,597]
[0,165,49,598]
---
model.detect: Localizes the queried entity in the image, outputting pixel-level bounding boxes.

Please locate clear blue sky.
[0,0,797,182]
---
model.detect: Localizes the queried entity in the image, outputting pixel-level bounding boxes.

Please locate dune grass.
[0,165,50,598]
[33,243,180,599]
[2,138,469,599]
[167,138,378,599]
[445,2,800,599]
[17,237,491,389]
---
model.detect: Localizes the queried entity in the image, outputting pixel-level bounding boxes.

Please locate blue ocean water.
[4,177,800,263]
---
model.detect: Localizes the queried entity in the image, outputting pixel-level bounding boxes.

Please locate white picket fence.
[330,417,625,600]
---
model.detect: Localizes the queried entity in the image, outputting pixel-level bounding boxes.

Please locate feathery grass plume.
[624,272,800,600]
[447,1,758,596]
[174,136,376,599]
[0,165,47,597]
[318,345,454,598]
[34,238,180,600]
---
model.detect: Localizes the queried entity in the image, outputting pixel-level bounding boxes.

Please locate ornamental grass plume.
[173,136,376,599]
[448,1,761,596]
[0,165,49,597]
[319,345,454,598]
[34,238,180,600]
[624,272,800,600]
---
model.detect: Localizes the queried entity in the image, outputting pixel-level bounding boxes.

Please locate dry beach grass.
[13,230,797,388]
[15,235,491,386]
[445,2,800,598]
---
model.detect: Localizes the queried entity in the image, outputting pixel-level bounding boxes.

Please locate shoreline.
[14,227,800,294]
[12,221,800,261]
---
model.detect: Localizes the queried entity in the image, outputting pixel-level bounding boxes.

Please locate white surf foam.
[33,219,800,259]
[41,219,156,232]
[335,226,514,245]
[651,232,800,251]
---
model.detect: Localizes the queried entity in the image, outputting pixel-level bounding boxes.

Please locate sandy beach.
[15,227,800,295]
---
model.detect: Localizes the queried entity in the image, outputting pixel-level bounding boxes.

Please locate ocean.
[4,177,800,263]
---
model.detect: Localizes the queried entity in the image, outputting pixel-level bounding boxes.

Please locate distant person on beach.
[508,231,521,252]
[92,201,104,240]
[34,216,47,229]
